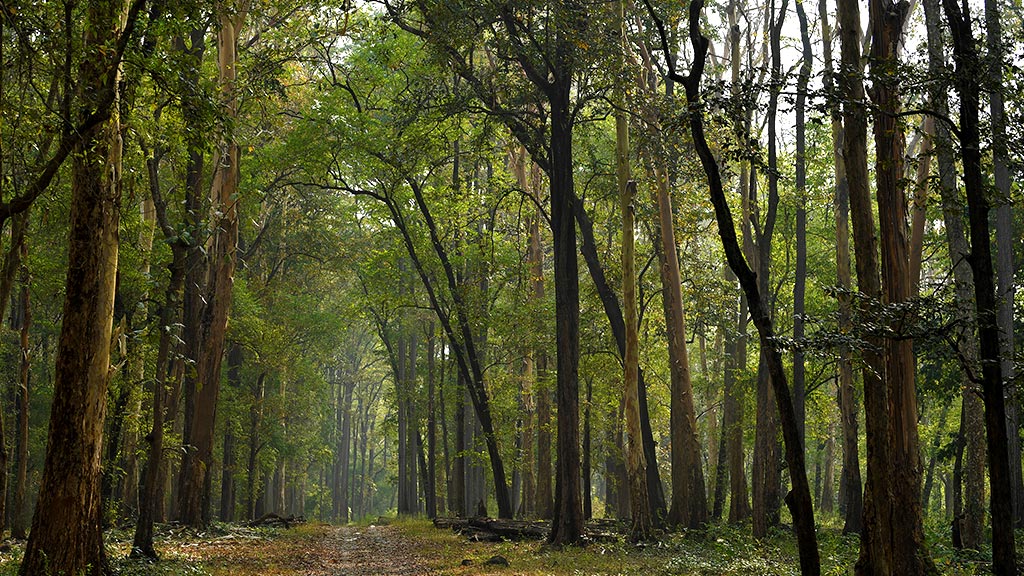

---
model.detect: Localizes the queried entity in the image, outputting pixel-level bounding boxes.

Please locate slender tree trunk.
[984,0,1024,529]
[667,3,821,572]
[8,213,30,539]
[339,379,354,523]
[220,344,243,522]
[930,106,985,548]
[941,1,1018,568]
[615,39,651,535]
[453,369,466,517]
[921,402,949,516]
[582,377,592,520]
[794,0,812,447]
[817,0,863,534]
[131,154,186,556]
[246,373,266,520]
[117,199,154,520]
[426,323,438,519]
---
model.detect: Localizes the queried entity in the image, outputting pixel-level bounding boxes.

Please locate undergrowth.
[0,516,1012,575]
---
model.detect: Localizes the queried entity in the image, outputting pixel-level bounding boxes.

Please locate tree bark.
[5,212,30,539]
[548,52,583,545]
[984,0,1024,529]
[941,0,1018,568]
[858,0,933,571]
[19,1,131,571]
[650,2,822,572]
[178,4,244,527]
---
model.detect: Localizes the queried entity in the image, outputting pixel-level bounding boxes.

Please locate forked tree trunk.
[178,4,244,527]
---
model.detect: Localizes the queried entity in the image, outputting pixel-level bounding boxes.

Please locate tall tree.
[857,0,933,571]
[615,3,650,537]
[942,0,1018,569]
[819,0,863,533]
[19,1,143,572]
[177,1,245,527]
[985,0,1024,528]
[645,1,821,572]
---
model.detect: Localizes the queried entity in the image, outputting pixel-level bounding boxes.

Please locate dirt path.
[193,524,439,575]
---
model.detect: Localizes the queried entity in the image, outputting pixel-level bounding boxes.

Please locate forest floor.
[0,516,1002,575]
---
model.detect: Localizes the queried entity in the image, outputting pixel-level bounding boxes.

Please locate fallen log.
[433,516,624,542]
[248,513,305,529]
[433,517,548,541]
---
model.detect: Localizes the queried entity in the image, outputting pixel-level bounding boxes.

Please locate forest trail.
[192,523,438,575]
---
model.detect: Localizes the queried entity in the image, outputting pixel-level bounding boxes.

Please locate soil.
[183,524,438,575]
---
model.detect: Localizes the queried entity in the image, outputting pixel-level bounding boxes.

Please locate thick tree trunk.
[19,1,128,570]
[858,0,933,572]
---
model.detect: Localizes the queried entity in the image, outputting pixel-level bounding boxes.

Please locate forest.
[0,0,1022,574]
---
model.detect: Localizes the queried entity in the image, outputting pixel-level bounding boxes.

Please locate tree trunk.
[616,41,651,536]
[338,376,353,522]
[984,0,1024,529]
[246,373,266,520]
[9,213,30,539]
[19,1,128,570]
[178,5,244,527]
[941,1,1018,568]
[817,0,863,535]
[426,323,438,519]
[859,0,933,571]
[836,0,896,566]
[131,143,187,556]
[921,402,950,516]
[668,3,821,572]
[793,0,812,447]
[582,377,592,521]
[220,344,243,522]
[547,61,583,546]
